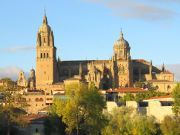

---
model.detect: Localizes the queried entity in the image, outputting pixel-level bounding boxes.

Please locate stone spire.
[43,10,48,24]
[120,29,124,40]
[162,63,165,72]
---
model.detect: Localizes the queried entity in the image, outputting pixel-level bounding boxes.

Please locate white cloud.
[0,45,35,53]
[84,0,179,21]
[165,64,180,81]
[0,66,29,81]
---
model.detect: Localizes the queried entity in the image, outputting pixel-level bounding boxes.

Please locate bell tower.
[113,31,133,87]
[36,14,58,89]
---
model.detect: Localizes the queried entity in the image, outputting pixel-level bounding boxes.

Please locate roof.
[106,87,146,93]
[132,59,149,65]
[161,70,173,74]
[148,79,172,83]
[21,114,48,124]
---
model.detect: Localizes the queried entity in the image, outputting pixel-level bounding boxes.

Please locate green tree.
[102,107,160,135]
[44,114,66,135]
[172,83,180,116]
[102,107,133,135]
[119,93,135,104]
[132,115,160,135]
[51,83,107,135]
[134,81,157,90]
[0,78,27,135]
[160,116,180,135]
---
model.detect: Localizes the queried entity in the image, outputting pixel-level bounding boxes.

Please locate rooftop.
[106,87,147,93]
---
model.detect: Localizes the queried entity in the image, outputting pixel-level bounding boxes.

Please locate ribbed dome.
[114,32,129,48]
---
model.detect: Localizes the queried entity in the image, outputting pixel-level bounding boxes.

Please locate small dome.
[114,32,129,48]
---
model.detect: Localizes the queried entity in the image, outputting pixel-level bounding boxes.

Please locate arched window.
[167,85,171,89]
[39,98,43,102]
[47,53,49,58]
[44,53,46,58]
[35,98,39,102]
[40,53,42,58]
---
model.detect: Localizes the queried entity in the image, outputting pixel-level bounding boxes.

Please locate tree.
[160,116,180,135]
[134,81,157,90]
[119,93,135,105]
[132,115,160,135]
[51,83,107,135]
[102,107,134,135]
[44,114,66,135]
[172,83,180,116]
[102,107,160,135]
[0,78,27,135]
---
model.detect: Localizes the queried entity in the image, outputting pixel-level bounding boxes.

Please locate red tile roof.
[106,87,147,93]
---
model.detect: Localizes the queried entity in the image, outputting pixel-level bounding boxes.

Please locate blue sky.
[0,0,180,72]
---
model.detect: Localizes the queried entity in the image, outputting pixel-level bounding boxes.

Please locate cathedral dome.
[114,32,129,48]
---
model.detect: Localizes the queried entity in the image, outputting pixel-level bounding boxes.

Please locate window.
[47,53,49,58]
[39,98,43,101]
[44,53,46,58]
[40,53,42,58]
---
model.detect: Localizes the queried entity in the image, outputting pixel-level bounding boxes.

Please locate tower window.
[47,53,49,58]
[44,53,46,58]
[40,53,42,58]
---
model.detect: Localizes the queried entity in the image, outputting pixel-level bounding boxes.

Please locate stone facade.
[31,15,175,91]
[126,100,174,122]
[106,96,174,122]
[17,69,36,89]
[17,71,28,87]
[23,91,53,114]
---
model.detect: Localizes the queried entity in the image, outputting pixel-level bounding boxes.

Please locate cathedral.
[18,14,175,92]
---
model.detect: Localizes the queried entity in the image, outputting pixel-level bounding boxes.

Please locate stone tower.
[17,71,28,87]
[28,68,36,89]
[113,31,133,87]
[36,14,58,89]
